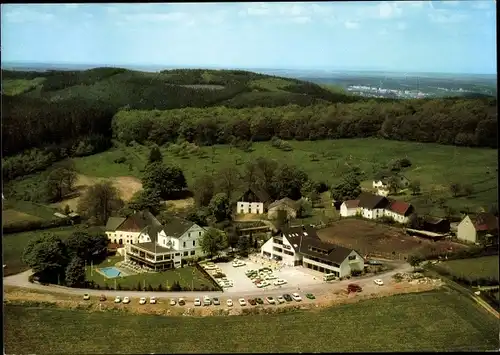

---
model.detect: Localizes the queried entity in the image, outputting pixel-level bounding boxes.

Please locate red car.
[347,284,362,293]
[248,298,257,306]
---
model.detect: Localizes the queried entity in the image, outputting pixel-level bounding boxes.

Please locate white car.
[149,297,157,304]
[194,298,201,306]
[266,296,276,305]
[257,280,271,288]
[139,297,147,305]
[232,261,245,267]
[265,275,278,280]
[273,279,287,286]
[170,298,176,306]
[374,279,384,286]
[291,293,302,302]
[277,296,285,304]
[203,296,211,306]
[226,299,233,307]
[238,298,246,306]
[123,297,130,304]
[114,296,122,303]
[83,293,90,300]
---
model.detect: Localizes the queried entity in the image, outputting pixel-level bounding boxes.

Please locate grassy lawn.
[2,225,104,276]
[2,209,44,226]
[434,256,499,282]
[2,77,46,95]
[70,139,497,218]
[2,199,58,221]
[87,258,216,291]
[4,290,499,353]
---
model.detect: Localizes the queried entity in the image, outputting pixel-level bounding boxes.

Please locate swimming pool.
[99,267,121,278]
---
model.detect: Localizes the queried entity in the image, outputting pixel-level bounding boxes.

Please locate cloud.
[400,1,424,8]
[377,2,403,19]
[471,2,492,10]
[3,8,55,23]
[344,20,360,29]
[64,4,80,9]
[428,10,468,24]
[289,16,311,24]
[441,1,459,6]
[396,22,407,30]
[121,12,188,23]
[240,3,271,16]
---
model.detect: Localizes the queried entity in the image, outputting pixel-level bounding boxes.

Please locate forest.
[2,67,497,182]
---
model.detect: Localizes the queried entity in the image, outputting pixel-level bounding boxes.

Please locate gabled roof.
[105,217,126,231]
[387,200,413,216]
[471,213,498,232]
[343,200,360,209]
[162,216,196,238]
[358,192,390,210]
[268,197,299,211]
[424,216,447,225]
[241,186,271,204]
[134,242,171,254]
[116,210,161,232]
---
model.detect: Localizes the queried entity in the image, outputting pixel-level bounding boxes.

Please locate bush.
[3,217,75,234]
[351,270,362,277]
[147,284,153,292]
[170,281,182,291]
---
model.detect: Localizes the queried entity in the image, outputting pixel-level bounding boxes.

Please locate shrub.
[351,270,362,277]
[147,284,153,291]
[117,283,122,290]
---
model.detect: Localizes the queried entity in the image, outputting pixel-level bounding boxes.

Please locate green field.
[87,257,217,291]
[67,138,497,217]
[2,77,46,96]
[2,199,58,221]
[4,290,498,353]
[435,256,499,282]
[2,225,103,277]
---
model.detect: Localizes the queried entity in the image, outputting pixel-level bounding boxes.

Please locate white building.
[340,200,360,217]
[260,226,364,278]
[236,187,271,215]
[340,192,414,223]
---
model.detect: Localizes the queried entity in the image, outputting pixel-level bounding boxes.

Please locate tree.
[192,174,215,207]
[449,182,461,197]
[142,162,187,199]
[409,180,421,196]
[45,166,77,202]
[297,198,313,218]
[199,228,228,258]
[185,207,210,226]
[127,189,163,215]
[237,235,251,257]
[22,233,69,284]
[65,257,86,287]
[275,209,289,230]
[214,166,240,200]
[331,174,361,202]
[387,175,401,194]
[64,204,71,215]
[147,144,163,165]
[243,162,258,188]
[77,181,124,225]
[407,255,421,270]
[253,157,278,194]
[208,193,232,223]
[462,184,474,197]
[271,165,309,200]
[65,231,108,262]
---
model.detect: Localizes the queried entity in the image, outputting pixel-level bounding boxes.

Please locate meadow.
[69,138,497,217]
[434,255,499,282]
[4,290,499,353]
[2,225,103,276]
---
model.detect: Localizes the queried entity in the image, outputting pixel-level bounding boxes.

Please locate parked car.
[277,296,285,304]
[123,297,130,304]
[283,294,293,302]
[265,275,278,280]
[305,293,315,300]
[178,298,185,306]
[238,298,246,306]
[257,280,271,288]
[149,297,157,304]
[227,299,233,307]
[291,293,302,302]
[248,298,257,306]
[170,299,176,306]
[213,297,221,306]
[374,279,384,286]
[139,297,147,305]
[114,296,122,303]
[274,279,287,286]
[255,297,264,305]
[203,296,211,306]
[99,295,107,302]
[266,296,276,304]
[194,298,201,306]
[83,293,90,301]
[347,283,363,293]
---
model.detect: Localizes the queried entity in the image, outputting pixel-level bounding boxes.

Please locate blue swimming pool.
[99,267,121,278]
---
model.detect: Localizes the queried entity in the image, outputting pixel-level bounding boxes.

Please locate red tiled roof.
[387,200,413,216]
[344,200,360,209]
[472,213,499,232]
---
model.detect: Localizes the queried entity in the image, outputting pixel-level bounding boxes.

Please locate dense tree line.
[113,98,497,148]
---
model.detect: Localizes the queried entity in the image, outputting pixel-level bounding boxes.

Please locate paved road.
[3,261,413,300]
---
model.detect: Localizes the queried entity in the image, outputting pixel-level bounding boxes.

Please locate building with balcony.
[260,225,364,278]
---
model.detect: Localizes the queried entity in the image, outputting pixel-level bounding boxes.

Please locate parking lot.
[212,257,324,294]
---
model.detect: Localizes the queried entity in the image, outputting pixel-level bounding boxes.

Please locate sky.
[1,1,497,74]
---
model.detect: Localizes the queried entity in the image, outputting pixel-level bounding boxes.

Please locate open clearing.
[70,139,497,218]
[4,290,498,353]
[317,219,469,259]
[434,256,499,282]
[2,209,43,226]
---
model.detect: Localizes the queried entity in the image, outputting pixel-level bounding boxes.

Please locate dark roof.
[117,211,161,232]
[387,200,413,216]
[162,216,196,238]
[241,186,271,204]
[134,242,171,254]
[471,213,498,232]
[358,192,390,210]
[105,217,127,231]
[424,216,447,225]
[144,225,166,243]
[282,226,356,265]
[343,200,360,209]
[268,197,299,210]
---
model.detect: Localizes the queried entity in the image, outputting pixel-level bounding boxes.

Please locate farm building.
[260,225,364,278]
[457,213,498,245]
[422,216,451,234]
[267,197,299,219]
[236,186,271,215]
[340,200,360,217]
